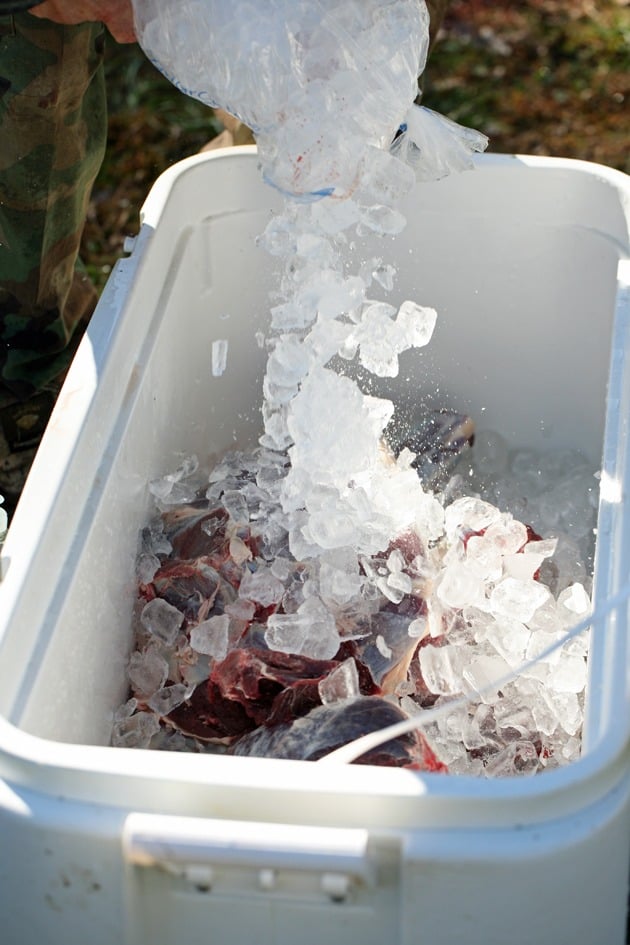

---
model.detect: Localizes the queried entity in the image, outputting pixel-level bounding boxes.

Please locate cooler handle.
[123,812,375,884]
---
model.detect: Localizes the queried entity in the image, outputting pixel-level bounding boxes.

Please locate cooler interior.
[1,153,628,760]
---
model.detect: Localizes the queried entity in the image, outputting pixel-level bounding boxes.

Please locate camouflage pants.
[0,13,106,401]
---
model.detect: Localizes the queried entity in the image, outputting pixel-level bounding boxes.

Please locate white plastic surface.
[0,150,628,944]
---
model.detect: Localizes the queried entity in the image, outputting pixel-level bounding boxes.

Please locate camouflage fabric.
[0,12,106,401]
[0,12,107,511]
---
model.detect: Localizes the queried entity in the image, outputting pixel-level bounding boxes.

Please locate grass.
[81,0,629,289]
[426,0,629,168]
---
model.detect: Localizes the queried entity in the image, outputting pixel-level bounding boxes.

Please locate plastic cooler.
[0,148,628,945]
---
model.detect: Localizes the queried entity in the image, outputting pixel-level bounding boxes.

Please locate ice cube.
[560,735,582,763]
[265,596,340,661]
[444,496,502,538]
[127,647,169,696]
[525,538,558,559]
[345,300,437,378]
[190,614,230,660]
[418,644,464,695]
[265,334,311,388]
[140,598,184,646]
[318,658,360,705]
[386,570,412,596]
[493,700,534,740]
[150,728,191,753]
[437,562,486,610]
[319,553,363,606]
[548,653,587,694]
[526,598,563,635]
[558,582,591,617]
[502,552,544,582]
[225,598,256,621]
[257,214,297,256]
[148,683,190,716]
[525,628,566,666]
[180,653,212,688]
[111,711,160,749]
[212,339,228,376]
[239,566,285,606]
[295,232,335,263]
[530,684,560,737]
[136,552,161,585]
[141,520,172,558]
[356,203,406,236]
[461,703,496,751]
[372,263,396,291]
[222,489,249,523]
[149,455,199,501]
[155,480,201,507]
[484,617,531,668]
[489,577,551,624]
[469,516,528,562]
[358,146,415,204]
[462,653,511,704]
[483,741,539,777]
[114,697,138,722]
[396,300,438,350]
[541,688,582,736]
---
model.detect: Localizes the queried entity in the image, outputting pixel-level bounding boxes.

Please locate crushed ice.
[112,3,596,774]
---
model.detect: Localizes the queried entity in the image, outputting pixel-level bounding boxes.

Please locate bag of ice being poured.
[132,0,432,198]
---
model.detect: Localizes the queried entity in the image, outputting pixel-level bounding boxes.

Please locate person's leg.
[0,12,106,511]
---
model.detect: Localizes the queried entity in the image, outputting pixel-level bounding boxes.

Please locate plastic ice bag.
[132,0,431,198]
[392,104,489,181]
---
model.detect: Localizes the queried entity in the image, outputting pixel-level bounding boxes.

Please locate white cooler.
[0,149,628,945]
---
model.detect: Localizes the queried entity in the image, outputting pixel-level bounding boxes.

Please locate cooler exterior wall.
[0,769,628,945]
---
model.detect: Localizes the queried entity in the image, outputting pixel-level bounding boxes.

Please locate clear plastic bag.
[132,0,431,198]
[132,0,489,198]
[391,105,489,182]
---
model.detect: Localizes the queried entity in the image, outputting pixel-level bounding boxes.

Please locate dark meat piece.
[386,408,475,489]
[341,597,427,694]
[161,503,230,562]
[231,696,447,771]
[161,502,261,566]
[163,677,252,742]
[166,648,378,741]
[143,558,235,624]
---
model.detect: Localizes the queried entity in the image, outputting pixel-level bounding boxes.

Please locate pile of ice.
[113,429,595,774]
[452,430,598,586]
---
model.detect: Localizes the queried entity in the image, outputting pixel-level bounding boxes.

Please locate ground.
[80,0,629,291]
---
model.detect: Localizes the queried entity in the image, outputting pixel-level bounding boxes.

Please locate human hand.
[29,0,136,43]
